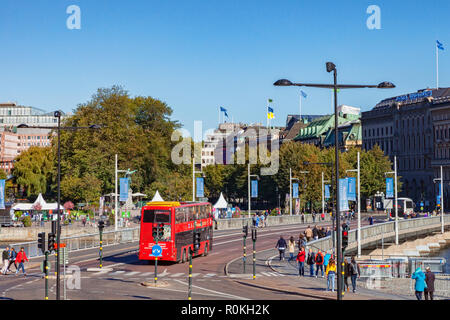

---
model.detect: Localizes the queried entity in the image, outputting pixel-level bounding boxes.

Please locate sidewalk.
[226,248,413,300]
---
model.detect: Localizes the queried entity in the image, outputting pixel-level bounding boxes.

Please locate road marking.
[191,273,201,277]
[139,272,153,277]
[204,273,216,277]
[124,272,140,277]
[110,271,125,275]
[169,273,185,277]
[173,279,250,300]
[260,272,273,277]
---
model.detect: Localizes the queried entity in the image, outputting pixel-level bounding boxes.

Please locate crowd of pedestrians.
[252,211,268,228]
[1,246,28,276]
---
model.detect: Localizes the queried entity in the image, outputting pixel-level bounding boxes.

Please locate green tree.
[12,146,54,198]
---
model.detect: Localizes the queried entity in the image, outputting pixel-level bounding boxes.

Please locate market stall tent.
[151,191,164,202]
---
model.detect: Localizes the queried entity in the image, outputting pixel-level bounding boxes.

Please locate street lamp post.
[248,164,259,218]
[274,64,394,301]
[385,156,399,245]
[433,165,445,234]
[346,151,361,257]
[289,168,299,216]
[192,158,203,202]
[18,118,101,301]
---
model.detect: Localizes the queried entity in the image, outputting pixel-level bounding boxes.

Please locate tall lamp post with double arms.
[274,63,395,300]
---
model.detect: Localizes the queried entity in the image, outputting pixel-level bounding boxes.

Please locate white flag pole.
[437,44,439,89]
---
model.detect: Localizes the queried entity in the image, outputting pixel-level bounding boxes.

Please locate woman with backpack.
[315,250,324,278]
[348,256,360,293]
[306,248,315,277]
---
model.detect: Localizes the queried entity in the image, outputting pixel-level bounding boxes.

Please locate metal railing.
[9,227,140,259]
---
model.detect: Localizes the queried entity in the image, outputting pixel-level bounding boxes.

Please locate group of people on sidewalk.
[412,266,436,300]
[275,233,361,293]
[1,246,29,276]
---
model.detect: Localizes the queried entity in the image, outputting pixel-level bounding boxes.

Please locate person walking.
[325,227,331,237]
[296,247,306,276]
[15,247,29,276]
[304,226,313,242]
[323,251,332,271]
[424,267,435,300]
[297,234,306,250]
[315,250,324,278]
[348,256,361,293]
[7,247,17,273]
[312,225,319,240]
[301,212,305,224]
[288,237,296,262]
[275,236,287,261]
[412,267,426,300]
[260,214,265,228]
[344,258,350,292]
[306,248,315,277]
[312,211,316,223]
[326,258,336,292]
[1,246,10,275]
[368,216,374,225]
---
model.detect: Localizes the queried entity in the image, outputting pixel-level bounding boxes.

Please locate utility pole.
[385,156,398,245]
[346,152,361,256]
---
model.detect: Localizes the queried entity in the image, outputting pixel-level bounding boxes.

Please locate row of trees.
[8,85,399,211]
[11,86,192,204]
[202,143,401,211]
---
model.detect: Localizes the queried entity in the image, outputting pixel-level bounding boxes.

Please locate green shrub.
[21,216,32,227]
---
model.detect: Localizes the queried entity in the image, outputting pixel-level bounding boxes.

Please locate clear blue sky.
[0,0,449,137]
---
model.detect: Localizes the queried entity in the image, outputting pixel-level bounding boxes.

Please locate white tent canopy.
[213,193,228,209]
[151,191,164,202]
[12,193,62,212]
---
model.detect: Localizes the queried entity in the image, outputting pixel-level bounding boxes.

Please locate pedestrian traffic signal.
[37,232,46,252]
[193,232,201,252]
[251,228,257,241]
[242,225,248,237]
[342,224,349,249]
[158,223,164,240]
[98,220,105,231]
[48,233,56,252]
[152,226,158,240]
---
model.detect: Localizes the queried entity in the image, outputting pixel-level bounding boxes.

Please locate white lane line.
[260,272,273,277]
[110,271,125,275]
[139,272,153,277]
[191,273,201,277]
[123,272,140,277]
[172,279,250,300]
[169,273,185,277]
[204,273,216,277]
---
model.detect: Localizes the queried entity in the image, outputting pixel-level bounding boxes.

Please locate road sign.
[151,245,162,257]
[59,247,69,264]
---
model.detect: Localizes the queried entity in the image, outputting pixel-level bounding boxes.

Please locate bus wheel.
[181,249,187,263]
[202,242,209,256]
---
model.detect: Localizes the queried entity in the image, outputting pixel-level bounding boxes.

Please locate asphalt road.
[0,219,375,300]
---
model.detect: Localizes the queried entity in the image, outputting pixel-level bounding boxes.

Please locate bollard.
[188,248,193,300]
[243,234,247,274]
[44,251,49,300]
[252,227,257,280]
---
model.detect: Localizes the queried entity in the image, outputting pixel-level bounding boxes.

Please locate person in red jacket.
[296,247,306,276]
[15,247,28,276]
[315,250,325,278]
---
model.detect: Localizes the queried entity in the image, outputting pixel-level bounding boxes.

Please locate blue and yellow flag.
[267,106,274,119]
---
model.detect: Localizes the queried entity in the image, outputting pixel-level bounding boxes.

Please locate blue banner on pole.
[347,177,356,201]
[339,179,349,212]
[119,178,129,201]
[251,180,258,198]
[437,183,441,205]
[0,179,5,210]
[325,184,331,199]
[386,177,394,199]
[196,177,204,198]
[293,183,299,199]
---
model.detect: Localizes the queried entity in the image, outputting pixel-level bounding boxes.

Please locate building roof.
[372,87,450,110]
[282,121,307,141]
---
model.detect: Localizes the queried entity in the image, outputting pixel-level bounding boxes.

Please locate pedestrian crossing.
[87,269,290,279]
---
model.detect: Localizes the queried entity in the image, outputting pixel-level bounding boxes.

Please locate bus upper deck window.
[143,209,171,223]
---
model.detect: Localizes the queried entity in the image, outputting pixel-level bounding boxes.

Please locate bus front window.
[143,210,171,223]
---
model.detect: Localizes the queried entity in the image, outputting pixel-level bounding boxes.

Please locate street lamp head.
[17,124,29,129]
[326,62,336,73]
[274,79,293,86]
[54,111,62,118]
[377,81,396,89]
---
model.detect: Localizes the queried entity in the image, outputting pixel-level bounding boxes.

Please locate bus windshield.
[142,209,171,223]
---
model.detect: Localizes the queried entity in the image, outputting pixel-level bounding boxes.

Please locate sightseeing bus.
[138,201,213,263]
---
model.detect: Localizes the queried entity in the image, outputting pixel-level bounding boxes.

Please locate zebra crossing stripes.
[169,273,185,277]
[110,271,125,275]
[123,271,140,277]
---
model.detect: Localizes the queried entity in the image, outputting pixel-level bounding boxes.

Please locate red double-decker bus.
[138,201,213,263]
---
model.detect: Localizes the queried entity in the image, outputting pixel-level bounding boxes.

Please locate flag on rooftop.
[437,40,444,51]
[301,90,307,98]
[267,106,274,119]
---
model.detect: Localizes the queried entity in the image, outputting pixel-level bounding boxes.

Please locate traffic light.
[251,228,257,241]
[242,225,248,237]
[158,224,164,240]
[193,232,201,253]
[98,220,105,231]
[342,224,349,249]
[37,232,46,252]
[152,226,158,240]
[48,233,56,252]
